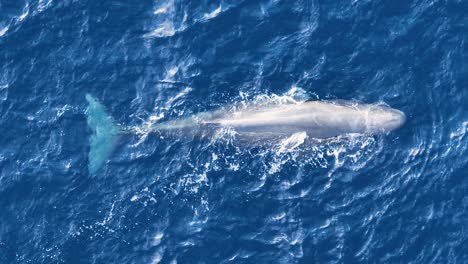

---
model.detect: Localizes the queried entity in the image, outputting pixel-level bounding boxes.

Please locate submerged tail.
[85,94,119,174]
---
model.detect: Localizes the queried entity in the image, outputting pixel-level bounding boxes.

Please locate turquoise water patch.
[85,94,118,174]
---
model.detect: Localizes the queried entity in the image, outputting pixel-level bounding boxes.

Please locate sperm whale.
[85,94,405,173]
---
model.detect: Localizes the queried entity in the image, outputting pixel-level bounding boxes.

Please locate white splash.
[268,131,308,174]
[277,132,308,154]
[228,163,240,171]
[247,86,310,108]
[285,85,310,101]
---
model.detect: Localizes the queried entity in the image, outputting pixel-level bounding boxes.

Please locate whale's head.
[369,107,406,132]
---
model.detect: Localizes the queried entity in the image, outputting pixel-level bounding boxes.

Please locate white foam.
[165,87,193,108]
[450,121,467,139]
[134,113,164,135]
[64,161,71,170]
[269,162,281,174]
[270,212,286,221]
[152,232,164,246]
[228,163,239,171]
[0,26,9,37]
[98,203,115,226]
[55,104,72,118]
[150,253,162,264]
[145,21,176,38]
[271,233,288,244]
[247,86,310,108]
[154,0,174,15]
[285,85,309,100]
[319,218,332,229]
[197,171,208,184]
[203,6,222,20]
[130,113,165,147]
[447,121,468,156]
[163,67,179,82]
[38,0,53,12]
[18,4,30,22]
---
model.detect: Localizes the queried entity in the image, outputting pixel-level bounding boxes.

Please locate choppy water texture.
[1,0,467,263]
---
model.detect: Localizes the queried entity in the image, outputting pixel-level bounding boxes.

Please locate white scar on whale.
[85,94,406,173]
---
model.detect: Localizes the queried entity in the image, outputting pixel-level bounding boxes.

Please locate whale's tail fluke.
[85,94,118,174]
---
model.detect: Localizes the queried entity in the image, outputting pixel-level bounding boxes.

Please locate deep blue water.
[1,0,468,263]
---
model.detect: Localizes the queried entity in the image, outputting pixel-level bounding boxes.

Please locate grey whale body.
[85,94,406,173]
[153,100,406,139]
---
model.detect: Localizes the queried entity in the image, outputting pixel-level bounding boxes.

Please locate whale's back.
[207,101,405,138]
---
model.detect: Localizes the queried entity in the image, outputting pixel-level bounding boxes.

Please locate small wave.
[153,0,174,15]
[150,250,164,264]
[152,232,164,246]
[145,21,176,38]
[202,6,222,21]
[0,1,46,38]
[163,67,179,82]
[145,0,188,39]
[17,3,30,23]
[0,26,9,37]
[146,3,228,39]
[38,0,53,12]
[18,12,29,23]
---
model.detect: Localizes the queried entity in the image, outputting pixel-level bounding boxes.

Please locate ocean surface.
[1,0,467,263]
